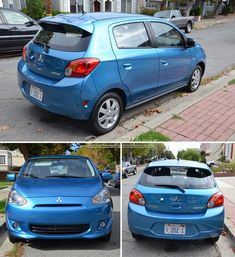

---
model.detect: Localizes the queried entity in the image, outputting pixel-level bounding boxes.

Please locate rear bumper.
[6,202,112,240]
[17,59,97,120]
[128,203,224,240]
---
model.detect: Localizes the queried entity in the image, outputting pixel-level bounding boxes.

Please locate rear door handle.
[161,59,168,66]
[123,63,132,70]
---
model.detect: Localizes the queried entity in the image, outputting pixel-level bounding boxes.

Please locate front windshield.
[21,158,96,178]
[154,10,171,18]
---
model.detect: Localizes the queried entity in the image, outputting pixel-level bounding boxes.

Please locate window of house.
[0,155,6,165]
[151,22,184,48]
[113,23,151,48]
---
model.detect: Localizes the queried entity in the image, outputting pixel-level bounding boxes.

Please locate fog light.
[12,222,19,229]
[98,221,106,230]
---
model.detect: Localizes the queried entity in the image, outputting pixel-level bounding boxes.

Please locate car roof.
[148,159,210,169]
[29,155,89,160]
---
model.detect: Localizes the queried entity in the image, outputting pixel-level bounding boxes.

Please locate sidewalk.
[0,187,10,201]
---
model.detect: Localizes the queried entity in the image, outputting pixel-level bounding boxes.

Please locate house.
[223,143,235,161]
[0,0,26,10]
[0,150,12,172]
[200,143,222,164]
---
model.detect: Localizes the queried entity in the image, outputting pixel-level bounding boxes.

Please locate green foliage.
[0,181,13,189]
[51,10,69,16]
[211,162,235,173]
[22,0,45,20]
[0,199,6,213]
[177,149,201,162]
[134,131,171,141]
[164,150,175,159]
[222,5,231,15]
[141,8,158,16]
[228,79,235,85]
[193,7,202,16]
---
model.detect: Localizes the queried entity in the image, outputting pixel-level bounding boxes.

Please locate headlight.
[92,188,111,204]
[8,190,27,206]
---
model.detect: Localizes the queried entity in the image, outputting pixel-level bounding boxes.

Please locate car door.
[111,22,159,104]
[0,11,12,52]
[1,8,37,50]
[150,21,192,92]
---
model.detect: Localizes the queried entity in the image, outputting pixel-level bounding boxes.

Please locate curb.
[0,220,7,247]
[224,217,235,244]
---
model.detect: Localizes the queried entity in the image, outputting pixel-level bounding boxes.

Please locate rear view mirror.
[25,20,34,27]
[6,173,16,181]
[186,37,195,48]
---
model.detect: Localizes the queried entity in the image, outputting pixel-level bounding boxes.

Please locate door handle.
[123,63,132,70]
[161,59,168,66]
[10,26,18,30]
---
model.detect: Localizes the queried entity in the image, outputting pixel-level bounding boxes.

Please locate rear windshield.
[21,158,97,179]
[34,23,91,52]
[139,166,216,189]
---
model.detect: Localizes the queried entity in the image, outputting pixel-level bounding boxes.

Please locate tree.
[3,144,70,160]
[164,150,175,159]
[177,148,201,161]
[22,0,45,20]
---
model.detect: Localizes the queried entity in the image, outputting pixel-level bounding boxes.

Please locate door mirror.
[6,173,16,181]
[171,15,176,19]
[186,37,195,48]
[25,20,34,27]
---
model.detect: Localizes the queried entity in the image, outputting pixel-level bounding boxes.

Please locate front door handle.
[161,59,168,66]
[123,63,132,70]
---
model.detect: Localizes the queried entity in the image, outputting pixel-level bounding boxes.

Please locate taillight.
[65,58,100,77]
[22,45,27,62]
[129,188,145,206]
[207,192,224,208]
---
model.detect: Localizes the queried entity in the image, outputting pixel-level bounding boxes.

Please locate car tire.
[186,65,202,93]
[125,171,128,178]
[133,169,137,175]
[208,236,220,244]
[89,92,123,135]
[100,231,112,242]
[185,22,192,33]
[131,233,143,240]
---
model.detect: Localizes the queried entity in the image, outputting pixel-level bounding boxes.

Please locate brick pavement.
[224,197,235,228]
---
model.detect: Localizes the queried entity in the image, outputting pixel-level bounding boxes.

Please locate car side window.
[1,9,29,25]
[151,22,184,48]
[171,10,178,18]
[113,22,151,49]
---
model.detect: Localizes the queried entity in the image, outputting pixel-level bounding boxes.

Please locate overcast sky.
[164,142,202,157]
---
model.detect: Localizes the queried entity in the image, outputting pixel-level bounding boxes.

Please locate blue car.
[5,156,113,243]
[128,160,224,244]
[18,12,206,135]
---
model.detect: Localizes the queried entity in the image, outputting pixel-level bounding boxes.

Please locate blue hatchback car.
[18,12,206,135]
[5,156,113,243]
[128,160,224,244]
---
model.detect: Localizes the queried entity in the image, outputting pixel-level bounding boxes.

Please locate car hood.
[14,177,103,198]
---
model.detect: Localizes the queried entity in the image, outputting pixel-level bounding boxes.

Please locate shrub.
[23,0,45,20]
[194,7,202,16]
[141,8,158,16]
[222,6,231,15]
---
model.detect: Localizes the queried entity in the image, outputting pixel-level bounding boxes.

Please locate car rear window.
[139,166,216,189]
[34,23,91,52]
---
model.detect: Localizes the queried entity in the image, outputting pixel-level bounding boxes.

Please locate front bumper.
[128,203,224,240]
[17,59,97,120]
[6,201,112,240]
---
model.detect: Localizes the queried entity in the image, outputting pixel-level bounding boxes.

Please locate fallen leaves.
[36,128,44,133]
[144,107,162,117]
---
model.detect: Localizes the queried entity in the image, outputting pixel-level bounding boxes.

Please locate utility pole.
[46,0,52,16]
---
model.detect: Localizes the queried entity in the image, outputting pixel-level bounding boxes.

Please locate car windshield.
[154,10,171,18]
[34,23,91,52]
[139,166,216,189]
[21,158,97,178]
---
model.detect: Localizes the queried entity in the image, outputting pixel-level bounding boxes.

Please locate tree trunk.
[185,0,196,16]
[214,0,223,15]
[19,144,30,160]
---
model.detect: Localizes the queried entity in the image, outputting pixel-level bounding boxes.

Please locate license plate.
[30,85,43,102]
[164,224,186,235]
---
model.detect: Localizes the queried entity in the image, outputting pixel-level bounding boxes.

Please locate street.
[122,166,235,257]
[0,21,235,141]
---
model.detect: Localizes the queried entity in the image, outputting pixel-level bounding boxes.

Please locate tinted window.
[139,166,216,189]
[22,158,96,178]
[34,23,91,52]
[151,22,184,47]
[1,9,29,24]
[113,23,151,48]
[154,10,171,18]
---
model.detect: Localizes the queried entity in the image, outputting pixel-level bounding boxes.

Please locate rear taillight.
[207,192,224,208]
[129,188,145,206]
[22,45,27,62]
[65,58,100,77]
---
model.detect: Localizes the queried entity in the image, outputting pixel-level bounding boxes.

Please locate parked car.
[5,156,113,243]
[0,7,40,53]
[108,172,120,188]
[128,159,224,244]
[154,10,194,33]
[99,170,113,182]
[18,12,205,135]
[122,162,137,178]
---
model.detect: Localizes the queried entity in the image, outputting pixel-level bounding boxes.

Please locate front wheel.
[186,65,202,92]
[133,169,137,175]
[89,92,123,135]
[185,22,192,33]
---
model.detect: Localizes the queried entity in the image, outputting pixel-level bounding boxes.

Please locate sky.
[164,142,202,157]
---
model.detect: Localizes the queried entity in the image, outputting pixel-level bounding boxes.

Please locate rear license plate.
[164,224,186,235]
[30,85,43,102]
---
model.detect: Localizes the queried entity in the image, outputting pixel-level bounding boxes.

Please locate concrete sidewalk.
[0,187,10,201]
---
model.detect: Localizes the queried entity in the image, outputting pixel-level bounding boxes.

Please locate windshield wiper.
[154,184,185,193]
[45,175,87,178]
[21,174,39,179]
[34,40,50,53]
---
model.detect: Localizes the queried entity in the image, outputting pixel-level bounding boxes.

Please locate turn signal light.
[65,58,100,77]
[129,188,145,206]
[22,45,27,62]
[207,192,224,208]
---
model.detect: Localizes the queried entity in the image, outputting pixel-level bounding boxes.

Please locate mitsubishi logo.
[56,197,62,203]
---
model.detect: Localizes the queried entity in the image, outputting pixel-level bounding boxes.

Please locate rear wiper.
[154,184,185,193]
[21,174,39,179]
[34,40,50,53]
[45,175,86,178]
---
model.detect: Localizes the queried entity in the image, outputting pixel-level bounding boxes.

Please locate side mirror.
[25,20,34,27]
[171,15,176,19]
[186,37,195,48]
[6,173,16,181]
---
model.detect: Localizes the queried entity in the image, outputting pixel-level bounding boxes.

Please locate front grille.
[29,224,90,234]
[33,204,82,208]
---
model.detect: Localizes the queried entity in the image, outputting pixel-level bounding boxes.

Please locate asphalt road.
[21,186,120,257]
[122,166,235,257]
[0,21,235,141]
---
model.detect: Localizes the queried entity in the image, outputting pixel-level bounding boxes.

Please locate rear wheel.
[186,65,202,92]
[185,22,192,33]
[208,236,220,244]
[89,92,123,135]
[100,231,112,242]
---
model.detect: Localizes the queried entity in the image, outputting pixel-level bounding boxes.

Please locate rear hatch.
[138,165,218,214]
[26,22,92,80]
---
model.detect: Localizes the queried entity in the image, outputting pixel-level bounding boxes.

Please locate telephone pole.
[46,0,52,16]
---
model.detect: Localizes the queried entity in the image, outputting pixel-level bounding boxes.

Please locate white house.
[0,0,26,9]
[0,150,12,172]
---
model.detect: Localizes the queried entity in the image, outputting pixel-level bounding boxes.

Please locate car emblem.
[37,54,43,63]
[172,196,180,202]
[56,197,62,203]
